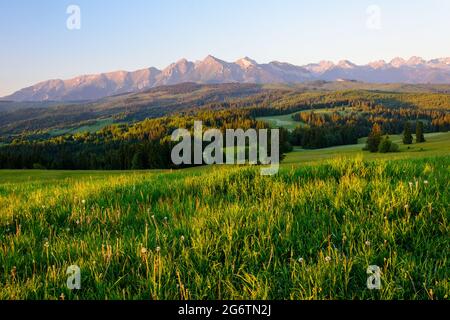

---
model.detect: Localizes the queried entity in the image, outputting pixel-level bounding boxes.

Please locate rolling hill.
[1,82,450,138]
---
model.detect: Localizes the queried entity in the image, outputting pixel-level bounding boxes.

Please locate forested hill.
[1,82,450,138]
[0,82,449,170]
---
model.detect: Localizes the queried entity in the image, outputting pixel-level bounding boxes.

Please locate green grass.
[0,143,449,299]
[256,113,303,130]
[49,118,115,136]
[0,170,135,185]
[284,132,450,166]
[256,107,359,131]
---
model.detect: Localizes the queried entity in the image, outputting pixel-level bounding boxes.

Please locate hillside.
[0,83,265,136]
[1,82,450,137]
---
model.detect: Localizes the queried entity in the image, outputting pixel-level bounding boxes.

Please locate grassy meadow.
[0,134,449,300]
[285,132,450,165]
[255,107,359,131]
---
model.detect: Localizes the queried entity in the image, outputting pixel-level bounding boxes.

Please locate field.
[285,132,450,165]
[256,112,303,131]
[49,119,116,137]
[256,107,358,131]
[0,135,449,300]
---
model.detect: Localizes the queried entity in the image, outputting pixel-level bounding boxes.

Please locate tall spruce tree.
[366,123,383,153]
[403,122,413,145]
[416,121,426,143]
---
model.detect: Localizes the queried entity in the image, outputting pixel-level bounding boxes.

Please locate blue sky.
[1,0,449,96]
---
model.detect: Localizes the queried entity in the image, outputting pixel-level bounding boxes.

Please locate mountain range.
[4,55,450,102]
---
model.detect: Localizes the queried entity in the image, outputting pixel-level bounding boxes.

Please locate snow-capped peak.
[236,57,258,68]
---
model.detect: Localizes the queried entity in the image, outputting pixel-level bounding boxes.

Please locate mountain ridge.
[5,55,450,102]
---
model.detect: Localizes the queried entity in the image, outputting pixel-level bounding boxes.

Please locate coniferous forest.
[0,84,449,169]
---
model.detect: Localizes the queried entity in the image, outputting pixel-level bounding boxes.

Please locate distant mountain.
[4,56,450,101]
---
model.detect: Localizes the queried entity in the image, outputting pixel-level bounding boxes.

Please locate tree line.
[0,110,290,170]
[0,89,449,169]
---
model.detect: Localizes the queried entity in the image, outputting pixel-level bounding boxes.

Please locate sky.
[1,0,450,96]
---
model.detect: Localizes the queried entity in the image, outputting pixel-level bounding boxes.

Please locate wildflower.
[81,200,86,205]
[298,258,304,264]
[424,180,429,185]
[325,256,332,263]
[404,204,409,210]
[76,220,80,225]
[365,240,371,247]
[156,246,161,252]
[180,236,185,242]
[140,247,148,255]
[44,241,49,249]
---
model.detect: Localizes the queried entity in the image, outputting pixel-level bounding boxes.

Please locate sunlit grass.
[0,155,448,300]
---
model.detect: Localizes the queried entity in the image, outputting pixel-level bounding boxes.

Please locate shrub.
[378,136,399,153]
[389,142,399,152]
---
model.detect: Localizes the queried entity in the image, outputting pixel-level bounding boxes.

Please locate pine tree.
[416,121,426,143]
[366,123,383,153]
[403,122,413,145]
